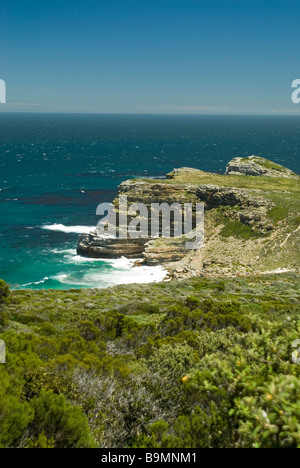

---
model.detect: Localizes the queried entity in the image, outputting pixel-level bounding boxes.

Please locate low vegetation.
[162,169,300,194]
[220,218,262,240]
[0,273,299,448]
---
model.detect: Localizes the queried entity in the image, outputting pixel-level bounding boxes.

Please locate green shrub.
[0,280,9,303]
[25,432,55,449]
[30,390,95,448]
[220,220,261,240]
[160,300,252,335]
[79,321,101,341]
[0,369,34,448]
[0,311,8,330]
[185,296,200,311]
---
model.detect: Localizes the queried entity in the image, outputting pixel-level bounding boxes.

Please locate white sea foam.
[100,257,136,268]
[42,224,95,234]
[51,255,167,288]
[50,248,106,263]
[53,266,167,288]
[46,247,168,289]
[88,264,167,287]
[51,274,70,282]
[68,255,107,263]
[50,248,78,255]
[22,277,50,287]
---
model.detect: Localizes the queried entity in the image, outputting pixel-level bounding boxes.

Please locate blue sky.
[0,0,300,113]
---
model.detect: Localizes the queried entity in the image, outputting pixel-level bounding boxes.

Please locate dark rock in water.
[225,156,297,178]
[77,232,147,259]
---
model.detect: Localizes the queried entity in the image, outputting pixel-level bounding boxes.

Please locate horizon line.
[1,110,300,117]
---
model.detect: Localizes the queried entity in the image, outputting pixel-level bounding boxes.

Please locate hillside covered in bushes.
[0,274,299,448]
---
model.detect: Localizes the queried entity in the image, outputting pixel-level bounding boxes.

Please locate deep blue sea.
[0,113,299,289]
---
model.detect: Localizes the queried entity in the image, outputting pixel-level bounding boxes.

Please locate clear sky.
[0,0,300,114]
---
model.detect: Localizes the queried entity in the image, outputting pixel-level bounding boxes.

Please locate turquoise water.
[0,113,299,289]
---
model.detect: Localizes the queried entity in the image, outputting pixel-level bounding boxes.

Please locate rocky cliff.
[225,155,298,178]
[77,234,147,259]
[77,156,300,278]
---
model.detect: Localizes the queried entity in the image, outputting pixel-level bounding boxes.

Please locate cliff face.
[144,238,190,266]
[77,234,147,259]
[77,157,300,278]
[77,180,198,261]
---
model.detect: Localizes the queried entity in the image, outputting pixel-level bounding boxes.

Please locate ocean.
[0,113,299,290]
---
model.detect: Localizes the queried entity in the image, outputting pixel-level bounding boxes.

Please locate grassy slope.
[132,168,298,226]
[146,169,300,191]
[4,273,300,331]
[0,273,300,448]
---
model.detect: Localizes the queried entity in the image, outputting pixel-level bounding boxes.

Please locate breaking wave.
[50,249,167,288]
[41,224,95,234]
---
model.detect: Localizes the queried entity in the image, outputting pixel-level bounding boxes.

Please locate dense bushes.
[160,299,252,336]
[0,280,9,303]
[0,368,93,448]
[0,274,299,448]
[0,280,10,330]
[0,368,34,448]
[29,390,94,448]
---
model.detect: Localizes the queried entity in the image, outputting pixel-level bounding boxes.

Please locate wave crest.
[41,224,95,234]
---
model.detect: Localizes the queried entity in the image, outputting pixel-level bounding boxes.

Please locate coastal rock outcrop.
[77,232,147,259]
[196,184,274,233]
[225,155,298,178]
[166,167,206,180]
[77,178,198,261]
[77,156,299,277]
[118,179,197,205]
[196,185,268,209]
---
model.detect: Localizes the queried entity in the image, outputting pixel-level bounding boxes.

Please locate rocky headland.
[77,156,300,278]
[225,155,298,178]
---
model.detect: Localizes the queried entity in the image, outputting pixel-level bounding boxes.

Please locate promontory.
[77,156,300,278]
